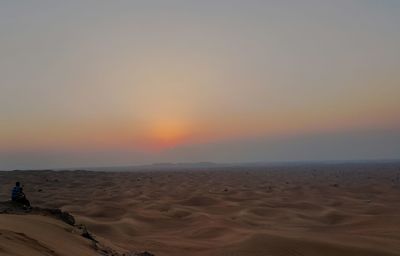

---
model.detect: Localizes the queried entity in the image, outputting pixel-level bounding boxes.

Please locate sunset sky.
[1,1,400,169]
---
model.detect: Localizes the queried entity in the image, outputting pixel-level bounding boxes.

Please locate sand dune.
[0,214,96,256]
[1,162,400,255]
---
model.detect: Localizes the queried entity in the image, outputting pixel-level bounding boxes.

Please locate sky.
[1,1,399,169]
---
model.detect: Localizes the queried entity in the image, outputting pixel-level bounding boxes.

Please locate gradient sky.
[1,1,400,169]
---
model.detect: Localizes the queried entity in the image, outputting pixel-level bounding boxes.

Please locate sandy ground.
[1,162,400,255]
[0,214,97,256]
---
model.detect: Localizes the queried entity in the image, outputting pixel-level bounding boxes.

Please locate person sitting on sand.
[11,181,31,207]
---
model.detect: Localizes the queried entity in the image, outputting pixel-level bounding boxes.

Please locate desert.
[1,162,400,255]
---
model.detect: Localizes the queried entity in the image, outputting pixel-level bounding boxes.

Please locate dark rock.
[40,208,75,226]
[135,252,155,256]
[0,201,75,226]
[123,252,155,256]
[76,224,97,242]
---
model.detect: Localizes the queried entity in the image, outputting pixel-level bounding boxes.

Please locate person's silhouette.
[11,181,31,207]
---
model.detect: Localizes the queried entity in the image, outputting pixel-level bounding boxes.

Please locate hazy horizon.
[3,157,400,172]
[1,1,400,169]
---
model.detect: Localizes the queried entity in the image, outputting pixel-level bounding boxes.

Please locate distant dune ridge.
[0,162,400,255]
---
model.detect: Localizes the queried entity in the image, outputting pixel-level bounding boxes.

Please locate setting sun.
[147,119,189,150]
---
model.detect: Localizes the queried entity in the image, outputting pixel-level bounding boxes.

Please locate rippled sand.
[1,163,400,255]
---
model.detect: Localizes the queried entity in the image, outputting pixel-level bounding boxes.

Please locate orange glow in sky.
[145,119,190,150]
[1,1,400,169]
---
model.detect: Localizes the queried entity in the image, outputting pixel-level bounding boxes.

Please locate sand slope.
[1,162,400,255]
[0,214,96,256]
